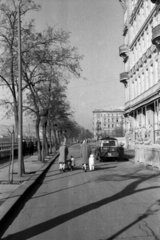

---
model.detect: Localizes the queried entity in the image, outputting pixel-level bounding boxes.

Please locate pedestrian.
[22,139,27,156]
[58,140,68,172]
[89,151,95,171]
[28,140,34,156]
[70,155,75,169]
[80,139,91,172]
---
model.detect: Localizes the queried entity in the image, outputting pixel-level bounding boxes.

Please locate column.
[143,68,146,91]
[139,75,141,95]
[141,4,145,24]
[131,79,134,100]
[146,68,149,90]
[158,100,160,125]
[148,64,151,89]
[133,20,136,37]
[154,101,158,142]
[140,35,143,57]
[133,110,135,143]
[137,77,139,96]
[144,29,147,52]
[148,0,152,12]
[148,23,152,47]
[141,72,144,93]
[150,63,153,87]
[145,106,148,126]
[158,48,160,83]
[145,0,149,18]
[135,78,137,97]
[155,59,158,83]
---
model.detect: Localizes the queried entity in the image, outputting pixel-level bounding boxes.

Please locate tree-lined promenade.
[0,0,93,163]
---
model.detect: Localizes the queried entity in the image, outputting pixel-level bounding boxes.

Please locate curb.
[0,152,59,229]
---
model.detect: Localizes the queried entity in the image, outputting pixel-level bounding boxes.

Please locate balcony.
[125,101,130,109]
[120,72,128,86]
[119,44,128,62]
[123,24,128,36]
[130,83,159,107]
[152,24,160,46]
[150,0,160,3]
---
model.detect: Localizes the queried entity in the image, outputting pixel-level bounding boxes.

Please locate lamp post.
[18,2,23,176]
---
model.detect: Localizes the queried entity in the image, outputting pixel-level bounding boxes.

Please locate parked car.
[95,137,124,161]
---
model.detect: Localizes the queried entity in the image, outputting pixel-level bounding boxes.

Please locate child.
[70,155,75,170]
[89,152,95,171]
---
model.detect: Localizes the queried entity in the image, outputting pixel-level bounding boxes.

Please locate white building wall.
[119,0,160,146]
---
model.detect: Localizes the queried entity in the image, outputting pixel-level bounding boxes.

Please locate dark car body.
[95,137,122,161]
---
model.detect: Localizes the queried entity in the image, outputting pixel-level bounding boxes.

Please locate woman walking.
[58,141,68,172]
[80,139,91,172]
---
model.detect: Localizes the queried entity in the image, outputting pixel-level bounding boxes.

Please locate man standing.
[81,139,91,172]
[28,140,34,156]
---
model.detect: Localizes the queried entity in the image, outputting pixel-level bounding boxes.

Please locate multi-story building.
[119,0,160,147]
[93,109,124,139]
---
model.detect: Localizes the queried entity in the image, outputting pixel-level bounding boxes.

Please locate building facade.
[119,0,160,147]
[93,109,125,139]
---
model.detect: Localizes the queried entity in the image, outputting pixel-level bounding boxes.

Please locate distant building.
[119,0,160,147]
[93,109,125,139]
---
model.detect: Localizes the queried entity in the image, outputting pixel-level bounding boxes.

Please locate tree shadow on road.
[106,199,160,240]
[1,168,160,240]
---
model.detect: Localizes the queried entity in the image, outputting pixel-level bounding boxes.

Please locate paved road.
[0,144,160,240]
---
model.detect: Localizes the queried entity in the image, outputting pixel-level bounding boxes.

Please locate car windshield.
[102,140,116,147]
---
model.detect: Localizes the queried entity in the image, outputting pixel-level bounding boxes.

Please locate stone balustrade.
[135,144,160,169]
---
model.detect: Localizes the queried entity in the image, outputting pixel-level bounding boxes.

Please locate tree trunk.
[48,120,52,154]
[44,122,49,156]
[42,125,45,162]
[41,120,48,161]
[42,120,49,160]
[14,103,18,139]
[35,117,42,161]
[56,129,60,149]
[52,127,58,151]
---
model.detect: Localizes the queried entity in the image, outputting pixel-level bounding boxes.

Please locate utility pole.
[18,2,23,176]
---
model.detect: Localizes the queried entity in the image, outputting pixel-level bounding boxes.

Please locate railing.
[125,101,130,109]
[152,24,160,45]
[119,44,128,57]
[0,142,18,151]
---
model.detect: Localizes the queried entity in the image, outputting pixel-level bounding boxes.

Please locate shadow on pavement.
[0,166,160,240]
[106,200,160,240]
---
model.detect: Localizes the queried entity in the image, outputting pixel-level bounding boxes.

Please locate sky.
[0,0,125,133]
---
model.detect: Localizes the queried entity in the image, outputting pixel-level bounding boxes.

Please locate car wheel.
[95,152,100,160]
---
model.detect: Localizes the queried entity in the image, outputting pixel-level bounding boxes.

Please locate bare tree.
[22,27,83,161]
[0,0,40,136]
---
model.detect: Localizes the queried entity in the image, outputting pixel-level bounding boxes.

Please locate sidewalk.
[124,148,135,163]
[0,152,59,227]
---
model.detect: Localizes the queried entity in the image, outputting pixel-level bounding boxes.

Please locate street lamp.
[18,2,23,176]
